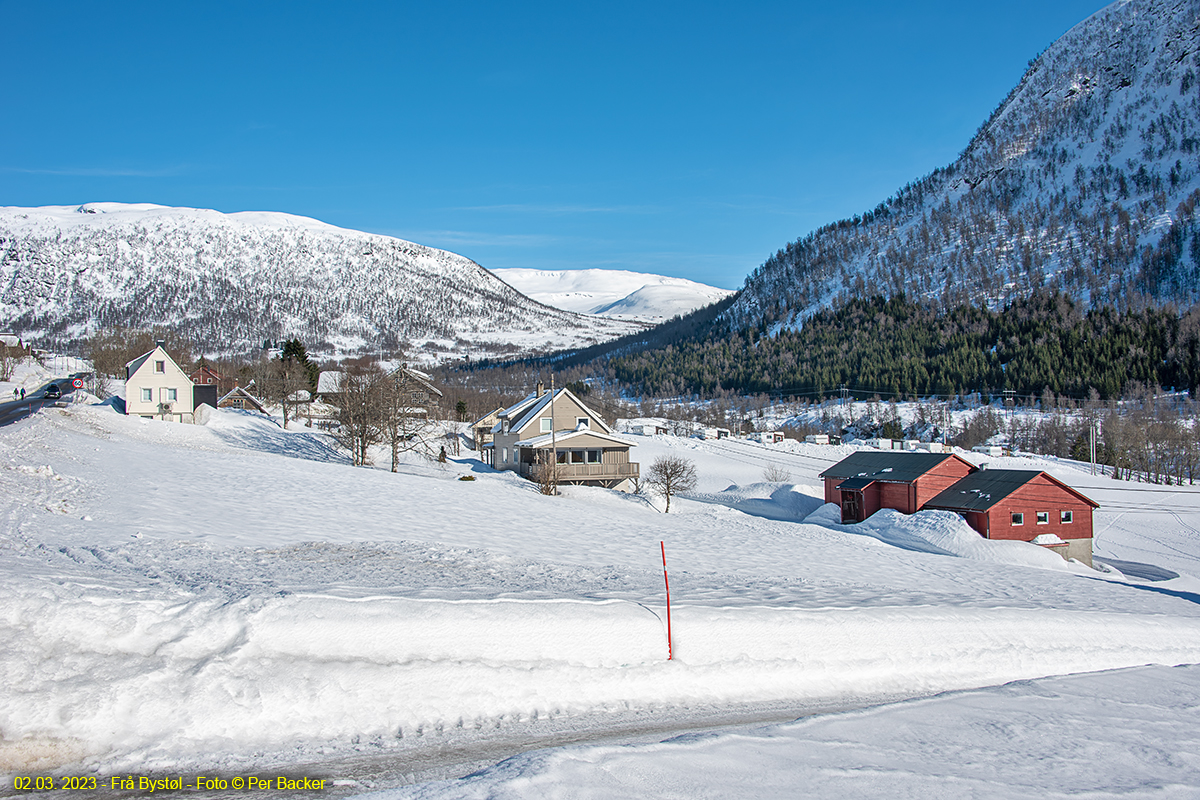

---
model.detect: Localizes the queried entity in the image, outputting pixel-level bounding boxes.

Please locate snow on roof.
[316,371,343,394]
[514,429,634,449]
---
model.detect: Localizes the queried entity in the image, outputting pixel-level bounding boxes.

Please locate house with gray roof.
[490,383,638,490]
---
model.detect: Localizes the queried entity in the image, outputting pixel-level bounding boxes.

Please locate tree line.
[602,292,1200,401]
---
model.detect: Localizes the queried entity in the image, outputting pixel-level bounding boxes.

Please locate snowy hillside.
[2,396,1199,792]
[730,0,1200,331]
[0,203,643,357]
[493,268,734,321]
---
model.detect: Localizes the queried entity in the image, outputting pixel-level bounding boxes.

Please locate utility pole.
[1090,419,1098,476]
[550,373,558,494]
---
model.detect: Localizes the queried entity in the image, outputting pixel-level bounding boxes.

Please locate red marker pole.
[660,541,673,660]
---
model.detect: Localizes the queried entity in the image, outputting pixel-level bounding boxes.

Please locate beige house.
[490,384,638,490]
[471,407,505,453]
[125,344,195,423]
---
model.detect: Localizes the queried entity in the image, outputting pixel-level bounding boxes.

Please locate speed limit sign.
[72,378,83,389]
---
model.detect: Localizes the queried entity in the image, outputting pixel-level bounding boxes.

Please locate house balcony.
[516,461,639,481]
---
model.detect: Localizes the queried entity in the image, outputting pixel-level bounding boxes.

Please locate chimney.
[536,382,545,397]
[156,339,166,349]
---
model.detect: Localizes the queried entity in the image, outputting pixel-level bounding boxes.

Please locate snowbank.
[375,664,1200,800]
[805,505,1073,570]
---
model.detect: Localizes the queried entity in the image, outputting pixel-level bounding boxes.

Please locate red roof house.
[923,469,1099,565]
[820,451,978,524]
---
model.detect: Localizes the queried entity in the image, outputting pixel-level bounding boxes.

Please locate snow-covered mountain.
[0,203,644,358]
[728,0,1200,332]
[492,268,734,321]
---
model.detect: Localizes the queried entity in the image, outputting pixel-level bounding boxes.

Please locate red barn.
[820,451,978,524]
[923,469,1099,565]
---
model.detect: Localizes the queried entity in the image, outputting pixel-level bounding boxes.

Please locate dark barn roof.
[924,469,1099,512]
[820,451,974,485]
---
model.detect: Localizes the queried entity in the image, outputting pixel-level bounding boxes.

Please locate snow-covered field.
[2,394,1200,795]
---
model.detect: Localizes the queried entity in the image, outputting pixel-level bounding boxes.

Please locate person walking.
[20,388,25,400]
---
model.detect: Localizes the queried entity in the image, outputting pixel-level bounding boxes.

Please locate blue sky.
[2,1,1105,289]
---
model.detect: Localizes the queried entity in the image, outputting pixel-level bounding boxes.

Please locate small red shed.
[923,469,1099,565]
[820,451,978,524]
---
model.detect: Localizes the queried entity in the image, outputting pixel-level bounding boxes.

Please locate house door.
[841,491,860,523]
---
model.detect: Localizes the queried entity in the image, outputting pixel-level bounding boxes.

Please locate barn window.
[1060,510,1073,524]
[1036,511,1049,525]
[1011,512,1024,526]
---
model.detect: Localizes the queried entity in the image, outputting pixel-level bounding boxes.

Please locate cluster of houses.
[125,344,1097,564]
[123,344,273,422]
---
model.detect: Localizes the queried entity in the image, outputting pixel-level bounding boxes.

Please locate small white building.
[125,344,195,423]
[804,434,830,445]
[631,423,669,436]
[917,441,945,453]
[866,438,897,450]
[972,444,1004,457]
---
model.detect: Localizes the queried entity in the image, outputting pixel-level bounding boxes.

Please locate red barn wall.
[863,484,882,518]
[880,482,916,514]
[985,475,1094,541]
[914,458,976,508]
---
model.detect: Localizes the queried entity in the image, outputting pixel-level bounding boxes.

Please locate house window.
[167,388,177,401]
[1011,512,1024,526]
[571,450,585,463]
[154,360,165,373]
[556,451,568,464]
[141,388,153,402]
[576,417,590,429]
[502,448,508,463]
[1061,510,1073,524]
[1036,511,1050,525]
[541,417,552,432]
[587,450,601,464]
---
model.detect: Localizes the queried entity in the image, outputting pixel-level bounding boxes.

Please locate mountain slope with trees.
[728,0,1200,332]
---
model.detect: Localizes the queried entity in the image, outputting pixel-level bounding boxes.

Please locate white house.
[125,344,195,423]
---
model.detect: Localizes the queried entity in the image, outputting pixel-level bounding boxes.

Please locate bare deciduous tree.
[380,368,439,472]
[532,451,560,495]
[331,365,385,466]
[762,462,792,482]
[646,455,697,513]
[260,354,312,430]
[0,343,21,382]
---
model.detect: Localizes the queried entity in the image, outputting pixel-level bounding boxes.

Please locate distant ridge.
[0,203,643,357]
[492,268,734,321]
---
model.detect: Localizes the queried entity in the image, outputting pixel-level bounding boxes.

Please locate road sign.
[71,378,83,389]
